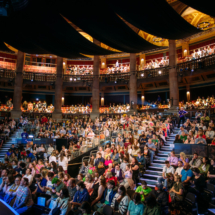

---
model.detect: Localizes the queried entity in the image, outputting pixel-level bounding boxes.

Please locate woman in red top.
[124,139,131,149]
[211,138,215,145]
[105,171,118,186]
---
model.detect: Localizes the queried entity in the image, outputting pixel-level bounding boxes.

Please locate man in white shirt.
[174,161,183,177]
[23,168,33,186]
[158,161,175,188]
[60,127,66,135]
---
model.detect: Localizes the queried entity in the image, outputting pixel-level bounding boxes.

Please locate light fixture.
[141,58,144,61]
[197,22,210,30]
[101,97,104,100]
[74,78,76,81]
[50,56,52,58]
[70,78,73,81]
[158,70,161,74]
[62,97,64,99]
[36,98,39,101]
[63,62,65,65]
[102,62,105,65]
[141,73,144,77]
[187,91,190,94]
[191,69,194,72]
[153,37,165,43]
[141,96,144,99]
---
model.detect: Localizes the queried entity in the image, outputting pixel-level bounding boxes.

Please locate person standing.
[178,107,188,128]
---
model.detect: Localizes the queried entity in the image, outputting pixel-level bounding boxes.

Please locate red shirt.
[41,117,48,124]
[21,151,26,157]
[124,142,131,149]
[106,176,118,186]
[196,134,206,139]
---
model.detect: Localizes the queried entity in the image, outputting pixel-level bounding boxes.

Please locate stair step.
[151,163,165,167]
[153,159,165,163]
[154,156,167,160]
[142,174,160,179]
[157,153,168,157]
[145,170,163,175]
[139,178,158,185]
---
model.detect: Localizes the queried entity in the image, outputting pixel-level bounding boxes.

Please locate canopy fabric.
[108,0,200,40]
[59,0,157,53]
[179,0,215,18]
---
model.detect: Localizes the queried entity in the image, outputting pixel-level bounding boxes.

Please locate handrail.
[0,54,215,82]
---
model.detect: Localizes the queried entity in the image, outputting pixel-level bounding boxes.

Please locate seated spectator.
[167,151,178,168]
[33,173,47,198]
[84,173,93,193]
[136,151,145,167]
[143,194,162,215]
[71,181,89,208]
[166,173,174,191]
[105,171,117,186]
[135,180,152,201]
[189,153,202,169]
[120,164,134,189]
[127,192,145,215]
[67,178,77,201]
[130,157,139,185]
[79,161,89,176]
[199,156,210,176]
[178,127,188,135]
[63,173,71,186]
[174,134,183,143]
[95,152,105,167]
[23,168,33,186]
[169,175,183,202]
[0,174,14,199]
[48,188,71,215]
[90,175,106,206]
[79,201,91,215]
[35,159,44,174]
[180,163,193,184]
[174,161,184,178]
[151,184,168,208]
[111,164,123,182]
[3,176,21,205]
[111,185,130,215]
[180,131,187,142]
[26,150,36,162]
[110,149,119,165]
[208,159,215,185]
[206,126,215,144]
[120,158,128,173]
[195,133,207,144]
[104,155,113,167]
[158,161,174,188]
[12,178,33,214]
[190,168,206,194]
[178,152,189,165]
[104,163,113,175]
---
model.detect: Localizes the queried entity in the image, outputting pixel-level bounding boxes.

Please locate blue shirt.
[73,188,89,203]
[21,132,28,139]
[128,200,145,215]
[37,178,47,193]
[179,110,187,118]
[181,169,193,182]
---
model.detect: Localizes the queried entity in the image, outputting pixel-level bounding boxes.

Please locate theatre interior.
[1,0,215,215]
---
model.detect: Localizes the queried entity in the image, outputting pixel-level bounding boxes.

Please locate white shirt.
[49,156,57,163]
[24,174,33,186]
[163,165,175,175]
[58,157,68,171]
[175,167,183,176]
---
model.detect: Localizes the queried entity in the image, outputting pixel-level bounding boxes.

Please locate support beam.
[52,56,63,119]
[90,39,101,120]
[169,40,179,108]
[129,53,137,111]
[11,50,24,119]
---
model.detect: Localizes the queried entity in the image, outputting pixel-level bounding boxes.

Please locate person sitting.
[12,178,33,214]
[104,155,113,167]
[180,131,187,142]
[105,171,117,186]
[111,164,124,183]
[174,161,184,178]
[195,133,207,144]
[199,157,210,176]
[48,188,71,215]
[135,180,152,201]
[143,194,162,215]
[95,152,105,168]
[71,181,89,209]
[84,173,93,193]
[180,163,193,186]
[166,173,174,191]
[151,184,168,209]
[120,164,134,189]
[174,135,183,143]
[189,168,206,195]
[110,185,130,215]
[189,153,202,169]
[95,180,116,213]
[79,161,89,176]
[208,159,215,185]
[127,193,145,215]
[167,151,178,168]
[169,175,183,203]
[158,161,175,188]
[136,151,145,169]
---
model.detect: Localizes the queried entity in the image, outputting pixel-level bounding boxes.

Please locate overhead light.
[158,70,161,74]
[74,78,76,81]
[70,78,73,81]
[141,73,144,77]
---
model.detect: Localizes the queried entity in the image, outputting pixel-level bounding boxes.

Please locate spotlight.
[74,78,76,81]
[158,70,162,74]
[70,78,73,81]
[141,73,144,77]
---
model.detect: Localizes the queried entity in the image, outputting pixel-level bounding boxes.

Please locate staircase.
[139,127,179,188]
[0,129,21,161]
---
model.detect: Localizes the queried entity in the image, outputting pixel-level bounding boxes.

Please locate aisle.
[139,127,179,188]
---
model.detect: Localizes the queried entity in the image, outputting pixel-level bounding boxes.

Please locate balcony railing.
[0,54,215,82]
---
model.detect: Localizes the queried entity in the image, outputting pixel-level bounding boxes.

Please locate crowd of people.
[0,107,215,215]
[182,96,215,110]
